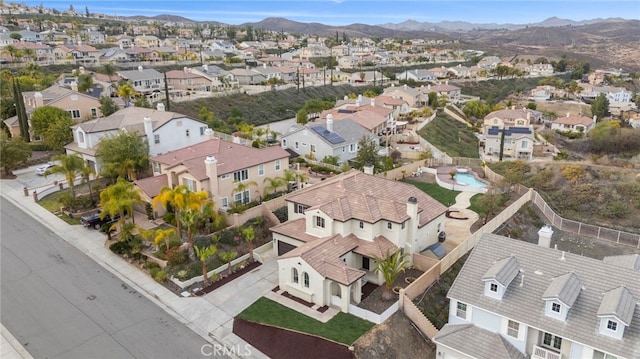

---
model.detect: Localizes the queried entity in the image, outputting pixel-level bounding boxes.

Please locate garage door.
[277,241,296,256]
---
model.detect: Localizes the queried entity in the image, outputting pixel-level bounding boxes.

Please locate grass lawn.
[38,190,81,225]
[417,115,479,158]
[468,193,483,214]
[236,297,374,345]
[402,179,460,207]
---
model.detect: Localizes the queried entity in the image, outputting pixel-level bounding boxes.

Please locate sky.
[21,0,640,26]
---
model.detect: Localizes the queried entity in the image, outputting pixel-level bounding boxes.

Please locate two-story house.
[165,68,212,92]
[482,108,539,160]
[65,104,208,173]
[138,129,290,215]
[434,232,640,359]
[281,115,373,165]
[117,66,164,98]
[274,169,448,313]
[384,84,422,108]
[419,82,461,103]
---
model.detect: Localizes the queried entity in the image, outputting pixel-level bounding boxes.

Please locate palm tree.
[262,176,286,197]
[154,228,177,250]
[117,83,138,107]
[373,249,412,300]
[3,45,19,63]
[194,244,217,286]
[101,63,117,92]
[79,161,96,202]
[219,251,238,276]
[178,209,201,260]
[45,153,85,198]
[22,48,35,63]
[99,177,142,229]
[232,180,258,205]
[241,226,255,262]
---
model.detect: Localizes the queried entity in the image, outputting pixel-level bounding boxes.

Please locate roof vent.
[408,196,417,204]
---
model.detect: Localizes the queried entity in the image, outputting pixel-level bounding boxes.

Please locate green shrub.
[143,261,160,270]
[28,143,52,151]
[166,248,188,267]
[109,241,132,255]
[149,267,160,278]
[152,269,168,282]
[145,202,154,220]
[218,228,240,246]
[163,212,176,226]
[273,206,288,223]
[175,269,189,280]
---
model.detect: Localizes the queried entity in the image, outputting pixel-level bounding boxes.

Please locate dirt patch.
[357,268,423,314]
[353,311,436,359]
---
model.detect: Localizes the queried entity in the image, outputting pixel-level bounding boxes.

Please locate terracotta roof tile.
[135,174,168,198]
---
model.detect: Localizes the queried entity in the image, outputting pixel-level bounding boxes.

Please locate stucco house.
[273,169,448,313]
[139,130,290,215]
[482,108,539,160]
[419,82,461,103]
[551,114,597,133]
[165,68,212,92]
[434,232,640,359]
[65,104,208,173]
[281,115,373,165]
[117,67,164,99]
[384,84,422,108]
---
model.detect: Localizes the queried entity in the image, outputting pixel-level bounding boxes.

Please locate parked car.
[80,210,120,230]
[35,162,56,176]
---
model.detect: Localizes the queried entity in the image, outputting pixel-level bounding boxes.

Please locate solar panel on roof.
[310,126,345,144]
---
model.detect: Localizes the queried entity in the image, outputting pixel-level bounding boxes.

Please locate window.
[185,129,190,137]
[490,283,498,292]
[221,174,230,180]
[315,216,325,228]
[282,139,287,147]
[258,164,264,176]
[78,132,85,143]
[551,302,561,313]
[349,144,356,152]
[295,141,299,149]
[521,140,528,148]
[68,109,81,119]
[153,162,160,173]
[342,146,346,152]
[154,134,160,144]
[456,302,467,319]
[362,257,370,270]
[200,126,206,135]
[303,272,309,288]
[593,350,618,359]
[183,178,195,191]
[387,222,392,230]
[90,108,97,117]
[401,222,406,230]
[607,320,618,332]
[233,169,249,182]
[221,197,228,208]
[543,333,562,351]
[234,192,242,203]
[275,159,281,171]
[310,144,316,152]
[507,320,519,338]
[295,204,306,214]
[292,268,299,284]
[302,142,307,147]
[359,221,364,229]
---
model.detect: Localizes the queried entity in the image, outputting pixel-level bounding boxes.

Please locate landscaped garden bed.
[357,268,424,314]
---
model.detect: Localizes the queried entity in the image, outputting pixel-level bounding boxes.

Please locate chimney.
[144,115,154,152]
[156,102,165,111]
[566,113,570,117]
[326,114,333,132]
[406,196,418,248]
[204,128,215,140]
[527,110,531,121]
[593,115,597,124]
[203,64,208,71]
[370,98,375,107]
[356,94,362,107]
[70,82,78,92]
[537,224,553,248]
[138,65,143,72]
[263,63,267,68]
[204,156,218,194]
[427,84,431,90]
[34,92,44,108]
[79,66,85,74]
[362,163,374,175]
[183,67,188,73]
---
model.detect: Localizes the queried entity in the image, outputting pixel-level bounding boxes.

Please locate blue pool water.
[454,173,487,188]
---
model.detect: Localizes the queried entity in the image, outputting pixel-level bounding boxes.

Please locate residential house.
[113,34,134,49]
[117,67,165,99]
[321,95,395,136]
[419,82,461,103]
[17,29,43,42]
[210,40,236,53]
[140,130,290,214]
[299,44,331,60]
[524,63,554,77]
[374,95,410,119]
[587,71,607,85]
[134,34,160,48]
[384,84,422,108]
[580,84,633,105]
[12,41,54,64]
[80,30,105,45]
[229,68,266,85]
[281,115,373,165]
[53,44,100,65]
[529,86,555,101]
[477,56,501,70]
[165,68,212,92]
[65,105,208,173]
[397,69,437,82]
[99,47,132,64]
[482,108,539,160]
[273,169,448,313]
[434,232,640,359]
[189,64,238,90]
[551,114,597,133]
[252,64,282,83]
[4,84,103,139]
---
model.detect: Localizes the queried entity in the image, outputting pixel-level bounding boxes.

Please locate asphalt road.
[0,197,220,359]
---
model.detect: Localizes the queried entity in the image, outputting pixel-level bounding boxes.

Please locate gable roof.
[152,136,289,180]
[135,174,168,198]
[554,115,594,127]
[542,272,582,308]
[73,107,194,134]
[597,286,636,326]
[481,256,520,287]
[448,233,640,359]
[434,324,526,359]
[294,119,371,146]
[284,170,447,227]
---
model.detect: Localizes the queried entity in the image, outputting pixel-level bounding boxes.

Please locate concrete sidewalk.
[1,172,273,359]
[1,324,33,359]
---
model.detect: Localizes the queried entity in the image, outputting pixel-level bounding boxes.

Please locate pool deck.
[436,166,490,189]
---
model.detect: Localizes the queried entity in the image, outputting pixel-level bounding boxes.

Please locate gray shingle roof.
[482,256,520,287]
[597,286,636,326]
[448,233,640,359]
[543,272,582,308]
[603,254,640,271]
[434,324,526,359]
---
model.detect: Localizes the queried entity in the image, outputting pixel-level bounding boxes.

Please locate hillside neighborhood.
[1,2,640,359]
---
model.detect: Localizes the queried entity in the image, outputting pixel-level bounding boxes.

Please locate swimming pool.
[454,173,487,188]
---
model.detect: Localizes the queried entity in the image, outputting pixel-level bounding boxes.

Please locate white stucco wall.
[277,256,326,305]
[150,119,208,156]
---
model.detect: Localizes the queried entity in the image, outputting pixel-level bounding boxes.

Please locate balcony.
[532,345,561,359]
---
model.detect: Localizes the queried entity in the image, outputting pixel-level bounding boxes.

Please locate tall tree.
[0,132,31,176]
[99,95,119,117]
[194,244,217,286]
[591,93,609,120]
[241,226,255,261]
[30,106,74,150]
[163,72,170,111]
[352,135,380,172]
[116,83,137,107]
[46,153,85,198]
[99,177,142,228]
[95,130,149,181]
[13,79,30,142]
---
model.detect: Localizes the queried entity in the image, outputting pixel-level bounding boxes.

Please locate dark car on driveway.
[80,211,120,230]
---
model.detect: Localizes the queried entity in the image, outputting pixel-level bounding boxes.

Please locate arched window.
[292,268,299,284]
[303,272,310,288]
